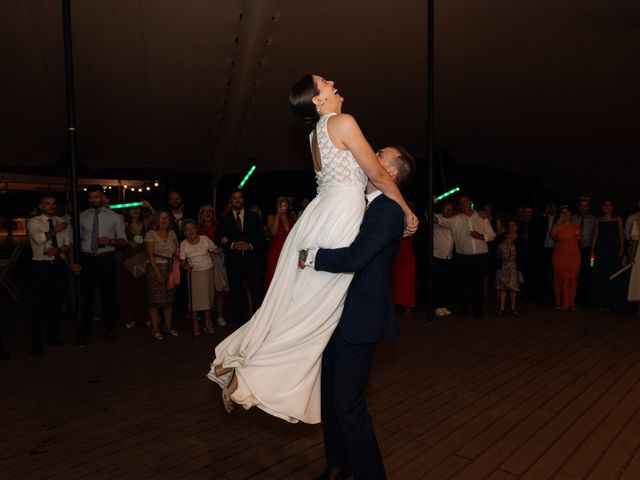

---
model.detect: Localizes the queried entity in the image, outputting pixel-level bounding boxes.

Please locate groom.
[299,145,415,480]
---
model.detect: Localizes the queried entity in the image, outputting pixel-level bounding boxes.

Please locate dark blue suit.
[314,193,404,480]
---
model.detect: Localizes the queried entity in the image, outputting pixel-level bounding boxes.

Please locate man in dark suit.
[300,146,415,480]
[215,189,265,326]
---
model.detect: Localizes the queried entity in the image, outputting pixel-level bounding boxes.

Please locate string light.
[138,188,143,193]
[124,185,128,189]
[154,181,159,187]
[146,186,151,191]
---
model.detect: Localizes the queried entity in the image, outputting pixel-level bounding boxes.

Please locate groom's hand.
[298,249,308,269]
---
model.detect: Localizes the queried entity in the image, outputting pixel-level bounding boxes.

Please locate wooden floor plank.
[2,304,639,479]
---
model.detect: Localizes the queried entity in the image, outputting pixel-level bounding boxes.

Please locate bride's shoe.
[221,370,238,414]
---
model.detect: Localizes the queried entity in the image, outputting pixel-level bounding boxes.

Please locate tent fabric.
[1,1,638,200]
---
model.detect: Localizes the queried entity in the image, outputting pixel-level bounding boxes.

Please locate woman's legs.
[498,290,506,312]
[191,311,200,335]
[149,307,161,338]
[163,305,175,333]
[510,291,518,311]
[553,270,563,309]
[204,309,214,332]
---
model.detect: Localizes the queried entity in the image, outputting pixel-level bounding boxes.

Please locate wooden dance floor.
[2,304,640,479]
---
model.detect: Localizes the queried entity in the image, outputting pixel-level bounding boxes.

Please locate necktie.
[48,219,61,260]
[235,211,242,232]
[90,210,100,253]
[48,219,59,249]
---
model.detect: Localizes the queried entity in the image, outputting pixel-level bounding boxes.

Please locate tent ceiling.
[1,0,639,201]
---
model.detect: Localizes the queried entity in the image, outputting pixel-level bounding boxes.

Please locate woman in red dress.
[392,202,417,313]
[392,235,417,313]
[265,197,295,290]
[551,205,584,311]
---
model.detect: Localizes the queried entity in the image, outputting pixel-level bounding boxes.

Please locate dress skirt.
[188,267,215,312]
[146,262,175,308]
[207,185,366,424]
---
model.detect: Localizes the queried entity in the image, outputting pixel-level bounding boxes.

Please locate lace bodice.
[311,113,368,194]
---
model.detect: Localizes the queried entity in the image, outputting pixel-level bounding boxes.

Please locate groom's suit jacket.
[315,193,405,344]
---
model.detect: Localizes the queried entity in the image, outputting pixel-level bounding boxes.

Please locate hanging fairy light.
[138,187,143,193]
[154,181,159,187]
[146,186,151,191]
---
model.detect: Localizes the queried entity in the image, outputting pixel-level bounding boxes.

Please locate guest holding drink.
[551,205,583,311]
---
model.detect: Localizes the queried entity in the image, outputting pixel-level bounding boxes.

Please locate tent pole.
[426,0,435,322]
[62,0,84,345]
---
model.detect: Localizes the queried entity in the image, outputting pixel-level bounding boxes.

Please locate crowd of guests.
[432,195,640,319]
[22,185,418,356]
[13,182,640,358]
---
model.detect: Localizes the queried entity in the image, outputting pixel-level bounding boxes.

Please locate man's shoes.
[442,307,452,315]
[105,331,118,342]
[313,467,352,480]
[45,336,64,347]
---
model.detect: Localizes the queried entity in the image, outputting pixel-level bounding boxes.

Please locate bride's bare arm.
[329,114,418,233]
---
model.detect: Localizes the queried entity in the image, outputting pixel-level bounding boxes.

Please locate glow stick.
[434,187,460,203]
[238,165,257,188]
[110,202,142,210]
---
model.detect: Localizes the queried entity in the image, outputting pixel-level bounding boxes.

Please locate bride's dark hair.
[289,75,320,129]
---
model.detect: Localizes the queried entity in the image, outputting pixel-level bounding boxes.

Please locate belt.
[32,259,63,265]
[82,251,115,257]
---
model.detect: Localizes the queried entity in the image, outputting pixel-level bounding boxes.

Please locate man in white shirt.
[433,202,455,316]
[71,185,126,343]
[27,193,72,355]
[625,197,640,242]
[571,197,596,307]
[434,195,496,318]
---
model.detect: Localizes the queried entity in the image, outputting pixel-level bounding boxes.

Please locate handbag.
[123,251,149,278]
[167,257,181,289]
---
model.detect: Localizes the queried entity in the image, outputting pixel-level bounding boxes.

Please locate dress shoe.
[313,467,352,480]
[45,336,64,347]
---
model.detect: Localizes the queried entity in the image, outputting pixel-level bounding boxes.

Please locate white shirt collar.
[366,190,383,205]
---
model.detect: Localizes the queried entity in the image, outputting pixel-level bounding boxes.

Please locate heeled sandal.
[221,370,237,414]
[152,331,163,341]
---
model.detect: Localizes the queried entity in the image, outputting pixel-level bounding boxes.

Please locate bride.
[207,74,418,423]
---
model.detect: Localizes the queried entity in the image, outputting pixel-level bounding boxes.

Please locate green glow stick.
[110,202,142,210]
[238,165,257,188]
[434,186,460,202]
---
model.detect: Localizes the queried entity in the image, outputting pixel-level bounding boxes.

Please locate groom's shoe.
[313,467,352,480]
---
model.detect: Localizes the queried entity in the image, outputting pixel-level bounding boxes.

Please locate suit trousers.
[433,256,454,308]
[81,254,117,335]
[456,253,489,317]
[226,257,264,326]
[321,328,385,480]
[576,247,592,307]
[31,260,66,347]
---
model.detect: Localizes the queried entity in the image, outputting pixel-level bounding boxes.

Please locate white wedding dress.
[628,220,640,302]
[207,113,368,423]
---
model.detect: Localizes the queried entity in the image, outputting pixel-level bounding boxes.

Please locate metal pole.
[426,0,435,322]
[62,0,84,344]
